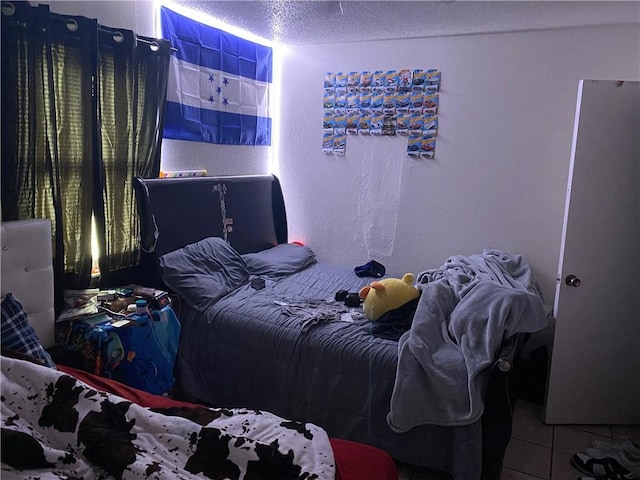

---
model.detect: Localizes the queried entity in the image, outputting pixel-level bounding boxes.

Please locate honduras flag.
[160,6,272,145]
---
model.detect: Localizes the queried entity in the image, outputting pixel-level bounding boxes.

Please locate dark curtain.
[1,1,170,307]
[2,3,96,311]
[95,28,170,286]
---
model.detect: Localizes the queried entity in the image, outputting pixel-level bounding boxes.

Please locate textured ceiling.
[169,1,640,44]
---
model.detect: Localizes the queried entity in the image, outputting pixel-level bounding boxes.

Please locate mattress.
[175,262,482,473]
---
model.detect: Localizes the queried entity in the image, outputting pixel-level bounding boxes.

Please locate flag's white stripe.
[166,56,270,118]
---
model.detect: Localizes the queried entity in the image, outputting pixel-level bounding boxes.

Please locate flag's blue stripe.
[161,6,272,84]
[163,101,272,146]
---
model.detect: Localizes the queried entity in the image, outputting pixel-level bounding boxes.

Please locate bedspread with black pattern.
[0,356,334,480]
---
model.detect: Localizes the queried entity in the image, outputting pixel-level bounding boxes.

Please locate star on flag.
[204,72,232,108]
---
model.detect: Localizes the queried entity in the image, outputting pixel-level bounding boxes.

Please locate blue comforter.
[387,249,548,430]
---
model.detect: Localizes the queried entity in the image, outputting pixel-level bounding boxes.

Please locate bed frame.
[134,174,287,290]
[0,189,519,479]
[133,174,520,480]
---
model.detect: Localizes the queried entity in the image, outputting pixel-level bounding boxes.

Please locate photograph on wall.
[407,134,421,157]
[423,117,438,137]
[421,135,437,158]
[346,110,359,135]
[396,112,410,135]
[423,94,439,115]
[322,129,334,154]
[358,112,371,134]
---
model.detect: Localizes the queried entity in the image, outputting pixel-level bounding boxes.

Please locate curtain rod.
[98,26,177,52]
[0,4,178,53]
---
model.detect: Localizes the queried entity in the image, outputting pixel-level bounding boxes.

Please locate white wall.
[45,1,154,35]
[44,0,271,176]
[277,24,640,303]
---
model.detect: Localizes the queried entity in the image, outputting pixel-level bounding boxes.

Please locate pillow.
[159,237,249,312]
[1,293,56,368]
[241,243,317,277]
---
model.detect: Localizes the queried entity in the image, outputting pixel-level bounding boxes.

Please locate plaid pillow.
[1,293,56,368]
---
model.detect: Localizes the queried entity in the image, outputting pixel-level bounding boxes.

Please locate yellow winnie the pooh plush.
[358,273,420,321]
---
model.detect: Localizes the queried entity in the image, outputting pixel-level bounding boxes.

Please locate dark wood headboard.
[134,174,288,288]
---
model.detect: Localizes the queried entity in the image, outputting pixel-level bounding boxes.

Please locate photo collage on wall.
[322,69,441,158]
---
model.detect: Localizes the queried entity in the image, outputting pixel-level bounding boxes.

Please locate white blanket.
[1,356,335,479]
[387,249,548,430]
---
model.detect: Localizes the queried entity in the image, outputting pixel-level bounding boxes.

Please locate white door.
[545,80,640,425]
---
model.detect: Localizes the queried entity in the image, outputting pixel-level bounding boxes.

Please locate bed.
[0,218,398,480]
[133,174,549,480]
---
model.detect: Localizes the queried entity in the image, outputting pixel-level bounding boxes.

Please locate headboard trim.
[1,219,56,348]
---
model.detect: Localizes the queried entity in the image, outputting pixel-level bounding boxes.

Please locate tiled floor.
[396,399,640,480]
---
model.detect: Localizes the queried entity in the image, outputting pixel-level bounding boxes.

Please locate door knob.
[565,275,581,287]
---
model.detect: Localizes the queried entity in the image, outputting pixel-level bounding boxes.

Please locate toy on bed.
[359,273,420,321]
[0,218,399,480]
[357,273,421,341]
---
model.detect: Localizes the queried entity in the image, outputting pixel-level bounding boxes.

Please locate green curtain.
[1,3,96,310]
[95,27,170,286]
[1,2,170,303]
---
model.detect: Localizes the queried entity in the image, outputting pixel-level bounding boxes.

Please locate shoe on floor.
[572,453,636,479]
